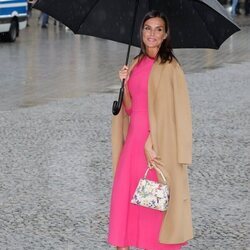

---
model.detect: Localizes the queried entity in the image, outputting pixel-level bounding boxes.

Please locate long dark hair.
[136,10,177,64]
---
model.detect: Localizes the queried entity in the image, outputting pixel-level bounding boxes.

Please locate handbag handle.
[144,165,167,184]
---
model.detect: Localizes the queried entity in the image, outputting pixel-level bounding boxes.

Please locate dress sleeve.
[172,63,192,165]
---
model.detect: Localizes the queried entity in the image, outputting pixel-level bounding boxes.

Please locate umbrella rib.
[195,0,240,49]
[76,0,101,32]
[201,0,236,21]
[191,1,219,49]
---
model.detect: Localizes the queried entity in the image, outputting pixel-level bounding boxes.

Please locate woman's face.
[142,17,167,50]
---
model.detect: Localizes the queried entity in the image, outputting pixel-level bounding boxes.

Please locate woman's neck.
[146,47,159,58]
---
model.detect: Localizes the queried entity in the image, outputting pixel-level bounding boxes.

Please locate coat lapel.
[148,58,166,104]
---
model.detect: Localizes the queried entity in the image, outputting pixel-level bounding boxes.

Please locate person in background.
[231,0,239,16]
[245,0,250,16]
[53,19,63,28]
[41,12,49,29]
[27,0,33,27]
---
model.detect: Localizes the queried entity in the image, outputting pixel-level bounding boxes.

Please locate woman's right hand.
[119,65,129,82]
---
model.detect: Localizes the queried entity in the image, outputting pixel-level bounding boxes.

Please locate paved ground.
[0,10,249,250]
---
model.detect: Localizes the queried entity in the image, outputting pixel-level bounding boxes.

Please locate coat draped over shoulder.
[111,57,193,244]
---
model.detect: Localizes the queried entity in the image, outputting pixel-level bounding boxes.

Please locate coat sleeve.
[172,63,192,165]
[111,106,129,176]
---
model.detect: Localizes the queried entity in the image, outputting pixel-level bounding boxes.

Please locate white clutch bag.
[131,166,170,211]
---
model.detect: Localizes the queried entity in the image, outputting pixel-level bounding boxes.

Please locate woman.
[108,10,193,250]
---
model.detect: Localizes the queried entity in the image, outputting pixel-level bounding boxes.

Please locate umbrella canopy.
[34,0,240,49]
[34,0,240,115]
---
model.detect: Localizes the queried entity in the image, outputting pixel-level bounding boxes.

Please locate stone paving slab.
[0,61,249,250]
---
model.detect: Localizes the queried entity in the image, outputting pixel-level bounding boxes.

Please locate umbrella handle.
[112,80,124,115]
[112,0,139,115]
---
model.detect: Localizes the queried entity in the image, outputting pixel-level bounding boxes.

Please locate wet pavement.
[0,10,250,250]
[0,11,250,111]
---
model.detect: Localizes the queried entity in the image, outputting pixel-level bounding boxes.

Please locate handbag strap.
[144,165,167,184]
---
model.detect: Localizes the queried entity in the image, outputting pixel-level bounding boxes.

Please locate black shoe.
[41,25,47,29]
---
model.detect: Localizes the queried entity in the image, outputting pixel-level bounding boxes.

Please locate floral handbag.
[131,166,170,211]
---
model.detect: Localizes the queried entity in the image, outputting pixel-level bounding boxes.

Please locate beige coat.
[111,57,193,244]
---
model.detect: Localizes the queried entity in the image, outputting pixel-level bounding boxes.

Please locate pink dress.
[108,56,186,250]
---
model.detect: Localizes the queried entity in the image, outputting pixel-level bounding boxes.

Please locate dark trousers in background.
[230,0,240,13]
[245,0,250,15]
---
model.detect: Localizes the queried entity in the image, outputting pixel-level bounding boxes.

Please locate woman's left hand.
[144,135,157,167]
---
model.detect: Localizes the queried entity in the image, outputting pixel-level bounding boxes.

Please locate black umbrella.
[33,0,240,115]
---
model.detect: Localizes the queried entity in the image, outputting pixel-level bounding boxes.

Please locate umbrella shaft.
[125,0,140,65]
